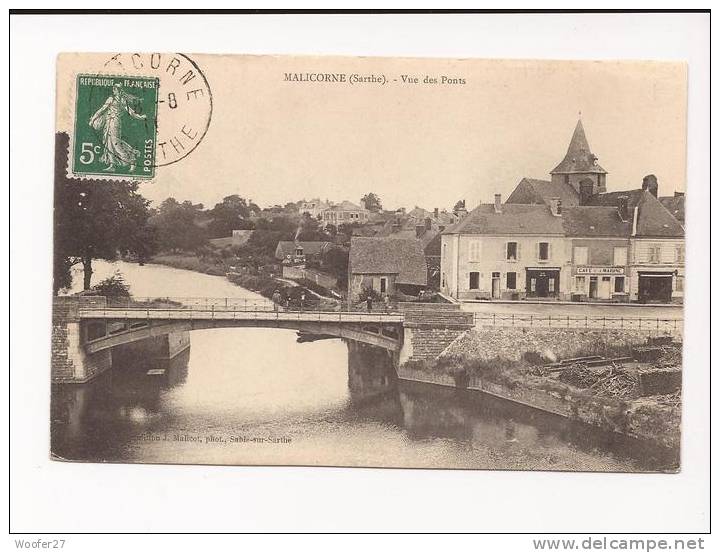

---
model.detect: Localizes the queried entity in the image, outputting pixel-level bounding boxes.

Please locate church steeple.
[550,118,607,195]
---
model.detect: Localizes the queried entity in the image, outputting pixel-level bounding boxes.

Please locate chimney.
[549,197,562,216]
[494,194,502,213]
[434,207,439,219]
[617,195,629,221]
[415,224,425,238]
[674,191,685,198]
[642,174,659,198]
[425,217,432,230]
[579,179,595,206]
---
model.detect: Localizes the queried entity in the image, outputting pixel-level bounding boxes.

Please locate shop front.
[525,267,561,298]
[637,271,675,303]
[572,266,628,302]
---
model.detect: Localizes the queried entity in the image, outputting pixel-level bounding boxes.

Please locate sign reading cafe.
[575,266,625,275]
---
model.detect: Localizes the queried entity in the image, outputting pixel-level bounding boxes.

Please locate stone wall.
[442,327,663,362]
[52,296,112,383]
[398,305,474,363]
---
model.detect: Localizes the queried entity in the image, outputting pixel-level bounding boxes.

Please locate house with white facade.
[440,195,566,301]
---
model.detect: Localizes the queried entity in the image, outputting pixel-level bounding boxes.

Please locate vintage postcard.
[52,53,686,472]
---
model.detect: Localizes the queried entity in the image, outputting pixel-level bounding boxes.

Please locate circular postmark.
[102,52,213,168]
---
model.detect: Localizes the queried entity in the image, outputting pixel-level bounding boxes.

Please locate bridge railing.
[103,296,278,311]
[473,313,683,334]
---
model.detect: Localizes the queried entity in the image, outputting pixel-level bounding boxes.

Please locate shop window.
[506,271,517,290]
[530,278,536,293]
[469,272,480,290]
[548,278,555,293]
[613,247,627,266]
[538,242,549,261]
[506,241,518,261]
[614,276,625,293]
[574,246,588,265]
[575,275,586,292]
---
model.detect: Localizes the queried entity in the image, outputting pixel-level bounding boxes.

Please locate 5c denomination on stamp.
[73,74,159,179]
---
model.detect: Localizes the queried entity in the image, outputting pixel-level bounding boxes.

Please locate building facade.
[499,118,685,304]
[322,201,369,226]
[348,237,427,301]
[440,197,567,301]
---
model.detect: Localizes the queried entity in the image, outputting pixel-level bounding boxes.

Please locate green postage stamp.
[73,74,159,179]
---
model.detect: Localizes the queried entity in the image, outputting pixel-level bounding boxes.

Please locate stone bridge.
[51,296,476,383]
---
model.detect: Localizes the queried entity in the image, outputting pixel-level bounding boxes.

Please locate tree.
[149,197,208,253]
[91,271,131,297]
[54,133,156,292]
[206,195,258,238]
[453,199,466,213]
[321,247,349,288]
[360,192,382,212]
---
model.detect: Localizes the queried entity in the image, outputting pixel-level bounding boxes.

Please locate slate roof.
[551,119,607,175]
[659,195,685,225]
[444,203,565,235]
[349,237,427,286]
[506,177,581,207]
[587,189,684,237]
[275,241,332,259]
[562,206,632,237]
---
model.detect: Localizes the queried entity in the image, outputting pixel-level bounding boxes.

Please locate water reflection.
[51,323,677,472]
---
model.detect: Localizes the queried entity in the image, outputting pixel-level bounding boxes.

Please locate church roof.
[506,177,580,207]
[551,119,607,175]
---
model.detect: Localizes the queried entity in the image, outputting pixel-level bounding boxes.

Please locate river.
[51,260,675,471]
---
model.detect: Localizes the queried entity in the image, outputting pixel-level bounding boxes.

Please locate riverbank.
[398,329,682,453]
[149,253,340,310]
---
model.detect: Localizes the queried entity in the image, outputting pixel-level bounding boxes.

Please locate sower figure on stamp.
[89,84,146,173]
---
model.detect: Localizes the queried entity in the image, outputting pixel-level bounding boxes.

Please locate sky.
[58,54,688,212]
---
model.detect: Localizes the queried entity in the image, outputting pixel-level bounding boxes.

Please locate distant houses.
[274,240,333,265]
[321,201,369,226]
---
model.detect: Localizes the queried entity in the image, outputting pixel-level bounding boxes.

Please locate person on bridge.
[384,295,390,313]
[300,291,306,311]
[366,296,373,312]
[271,289,281,311]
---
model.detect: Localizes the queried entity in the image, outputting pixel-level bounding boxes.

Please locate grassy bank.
[149,253,339,310]
[399,339,682,451]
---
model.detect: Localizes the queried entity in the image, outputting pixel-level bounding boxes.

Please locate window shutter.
[517,242,521,261]
[535,242,539,261]
[548,243,553,261]
[503,242,507,261]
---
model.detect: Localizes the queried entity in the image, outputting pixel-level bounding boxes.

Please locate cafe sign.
[576,266,625,275]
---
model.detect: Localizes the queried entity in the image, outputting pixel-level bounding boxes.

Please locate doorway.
[491,272,501,299]
[526,269,560,298]
[589,277,598,299]
[599,276,612,300]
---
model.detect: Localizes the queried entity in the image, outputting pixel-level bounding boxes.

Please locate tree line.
[54,132,372,294]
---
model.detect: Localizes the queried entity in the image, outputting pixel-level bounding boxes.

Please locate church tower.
[550,119,607,196]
